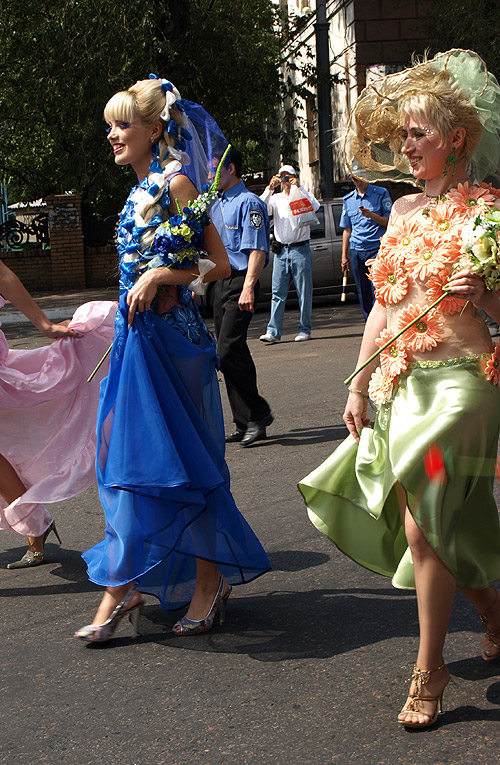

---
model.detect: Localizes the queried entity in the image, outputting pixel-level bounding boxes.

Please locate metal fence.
[0,213,50,252]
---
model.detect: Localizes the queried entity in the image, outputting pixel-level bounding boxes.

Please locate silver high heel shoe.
[7,521,62,569]
[172,576,231,636]
[75,586,144,644]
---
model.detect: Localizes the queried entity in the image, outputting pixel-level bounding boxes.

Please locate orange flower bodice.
[371,183,498,365]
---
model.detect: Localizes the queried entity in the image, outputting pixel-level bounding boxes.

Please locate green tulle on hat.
[344,49,500,186]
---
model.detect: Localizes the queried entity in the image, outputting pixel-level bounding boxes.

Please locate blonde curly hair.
[344,50,499,185]
[397,69,482,164]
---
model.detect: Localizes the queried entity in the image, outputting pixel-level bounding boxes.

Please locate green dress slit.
[299,357,500,590]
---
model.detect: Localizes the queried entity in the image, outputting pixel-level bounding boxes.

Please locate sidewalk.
[0,286,119,325]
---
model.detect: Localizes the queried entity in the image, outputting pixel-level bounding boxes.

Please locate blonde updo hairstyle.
[397,68,483,166]
[104,79,185,249]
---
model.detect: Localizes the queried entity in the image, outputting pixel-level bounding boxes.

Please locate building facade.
[275,0,432,197]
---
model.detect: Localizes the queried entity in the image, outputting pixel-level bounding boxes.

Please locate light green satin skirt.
[299,358,500,589]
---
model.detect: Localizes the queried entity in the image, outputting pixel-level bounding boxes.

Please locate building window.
[365,63,405,87]
[306,98,319,165]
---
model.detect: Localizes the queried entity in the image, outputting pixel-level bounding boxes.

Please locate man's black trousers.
[213,269,271,430]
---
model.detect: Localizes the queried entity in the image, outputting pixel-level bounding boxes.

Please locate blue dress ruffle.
[82,177,270,610]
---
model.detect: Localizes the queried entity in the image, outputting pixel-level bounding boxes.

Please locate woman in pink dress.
[0,258,116,568]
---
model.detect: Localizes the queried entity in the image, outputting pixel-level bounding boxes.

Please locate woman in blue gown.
[76,76,270,643]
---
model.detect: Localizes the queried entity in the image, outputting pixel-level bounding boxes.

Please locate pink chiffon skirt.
[0,299,117,537]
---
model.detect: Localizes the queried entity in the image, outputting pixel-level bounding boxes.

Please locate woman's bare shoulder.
[391,193,426,224]
[168,172,198,198]
[391,192,425,217]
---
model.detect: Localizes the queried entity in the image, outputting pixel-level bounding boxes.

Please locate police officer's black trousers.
[213,270,271,430]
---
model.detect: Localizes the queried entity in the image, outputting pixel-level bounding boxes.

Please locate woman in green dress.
[299,50,500,729]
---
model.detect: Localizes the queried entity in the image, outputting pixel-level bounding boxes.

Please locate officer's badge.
[250,210,263,229]
[383,198,392,209]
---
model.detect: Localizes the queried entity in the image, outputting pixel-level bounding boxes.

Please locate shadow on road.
[241,424,347,448]
[258,332,364,344]
[85,586,419,660]
[268,550,330,571]
[407,702,500,731]
[0,544,98,596]
[447,655,500,682]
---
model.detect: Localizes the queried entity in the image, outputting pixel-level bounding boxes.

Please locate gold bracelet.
[348,387,369,399]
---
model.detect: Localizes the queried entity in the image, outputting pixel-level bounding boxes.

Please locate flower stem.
[343,293,447,386]
[87,343,112,383]
[210,144,231,192]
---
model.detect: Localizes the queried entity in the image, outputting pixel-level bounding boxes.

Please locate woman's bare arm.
[0,259,79,338]
[126,174,230,324]
[343,301,387,442]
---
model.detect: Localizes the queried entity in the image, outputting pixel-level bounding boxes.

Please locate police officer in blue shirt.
[212,147,273,447]
[340,175,392,320]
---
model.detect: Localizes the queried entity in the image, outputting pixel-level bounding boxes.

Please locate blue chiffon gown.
[82,176,270,610]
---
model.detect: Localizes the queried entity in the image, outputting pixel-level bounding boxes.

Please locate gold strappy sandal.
[479,589,500,662]
[398,663,449,729]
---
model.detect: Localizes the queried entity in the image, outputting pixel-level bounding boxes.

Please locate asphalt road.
[2,296,500,765]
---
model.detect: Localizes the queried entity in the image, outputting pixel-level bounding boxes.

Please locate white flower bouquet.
[459,208,500,291]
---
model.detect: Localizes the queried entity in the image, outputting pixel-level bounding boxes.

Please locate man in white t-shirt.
[259,165,320,342]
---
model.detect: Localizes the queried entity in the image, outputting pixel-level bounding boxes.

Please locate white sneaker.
[294,332,311,342]
[260,333,280,343]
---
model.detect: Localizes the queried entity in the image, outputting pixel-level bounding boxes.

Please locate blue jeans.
[350,247,377,320]
[267,243,313,339]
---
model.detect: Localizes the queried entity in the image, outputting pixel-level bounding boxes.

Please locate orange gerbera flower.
[380,218,421,263]
[395,303,444,352]
[485,343,500,385]
[447,182,497,215]
[425,272,465,315]
[422,200,467,237]
[368,366,394,404]
[479,181,500,199]
[405,231,458,280]
[376,329,408,378]
[369,253,408,306]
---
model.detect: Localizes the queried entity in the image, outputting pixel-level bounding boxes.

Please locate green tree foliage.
[0,0,280,216]
[430,0,500,79]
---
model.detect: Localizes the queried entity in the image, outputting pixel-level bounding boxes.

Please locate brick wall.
[353,0,433,89]
[84,244,118,288]
[1,248,52,291]
[45,194,86,289]
[4,194,119,291]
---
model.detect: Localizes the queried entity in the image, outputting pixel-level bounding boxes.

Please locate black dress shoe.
[225,429,245,443]
[240,413,274,447]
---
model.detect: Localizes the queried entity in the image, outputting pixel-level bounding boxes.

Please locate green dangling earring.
[443,146,457,177]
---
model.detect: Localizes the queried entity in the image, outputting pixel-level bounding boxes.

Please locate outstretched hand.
[343,392,371,443]
[42,320,82,339]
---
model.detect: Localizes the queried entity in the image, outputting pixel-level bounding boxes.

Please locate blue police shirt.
[219,180,270,271]
[340,184,392,251]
